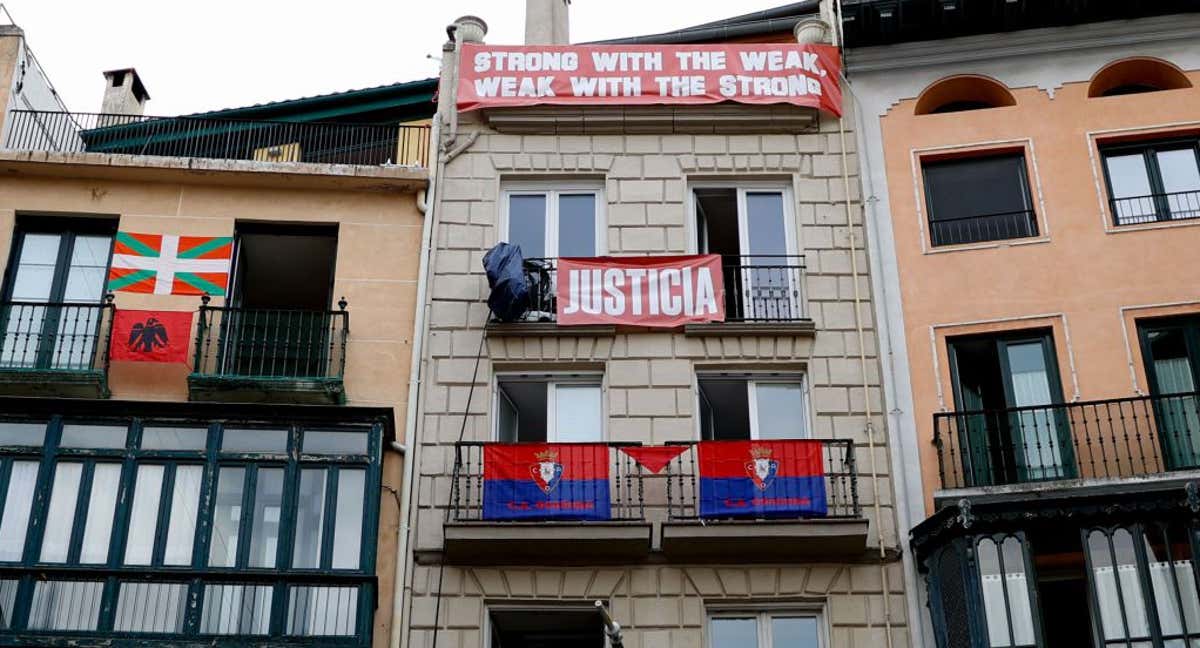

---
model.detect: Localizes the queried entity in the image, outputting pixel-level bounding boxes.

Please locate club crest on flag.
[530,449,564,494]
[746,445,779,491]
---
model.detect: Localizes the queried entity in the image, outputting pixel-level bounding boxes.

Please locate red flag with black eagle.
[110,310,194,364]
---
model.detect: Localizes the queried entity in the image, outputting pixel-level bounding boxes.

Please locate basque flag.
[483,444,611,521]
[698,440,827,519]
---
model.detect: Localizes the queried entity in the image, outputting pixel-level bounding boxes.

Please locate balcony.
[443,442,652,565]
[1111,190,1200,226]
[188,299,348,404]
[487,255,812,335]
[5,110,431,167]
[928,208,1039,247]
[0,300,113,398]
[659,439,868,562]
[933,392,1200,494]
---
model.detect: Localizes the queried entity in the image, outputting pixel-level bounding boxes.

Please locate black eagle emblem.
[128,317,169,353]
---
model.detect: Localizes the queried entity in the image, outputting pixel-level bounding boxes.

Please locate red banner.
[110,309,193,364]
[556,255,725,328]
[458,43,842,116]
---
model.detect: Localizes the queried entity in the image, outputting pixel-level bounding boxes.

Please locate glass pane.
[60,424,127,449]
[40,463,83,562]
[114,582,187,633]
[124,465,165,565]
[62,235,110,303]
[293,470,327,568]
[142,426,208,451]
[558,194,597,257]
[0,422,45,446]
[27,580,103,631]
[0,461,39,561]
[1144,526,1200,638]
[10,233,61,301]
[248,468,284,568]
[745,192,794,319]
[508,194,547,258]
[978,537,1035,648]
[1005,341,1065,481]
[1158,149,1200,220]
[201,584,272,635]
[711,617,759,648]
[754,382,806,440]
[554,383,603,443]
[221,428,288,453]
[287,585,358,636]
[331,469,365,570]
[746,192,788,257]
[0,578,17,629]
[302,430,368,455]
[771,616,819,648]
[79,463,122,564]
[1106,153,1157,224]
[1090,528,1152,641]
[208,467,245,568]
[164,465,203,566]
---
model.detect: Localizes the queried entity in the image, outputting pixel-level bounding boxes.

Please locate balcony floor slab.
[661,518,870,562]
[441,521,652,565]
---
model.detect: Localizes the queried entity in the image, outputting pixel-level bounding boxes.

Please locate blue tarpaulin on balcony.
[483,243,530,322]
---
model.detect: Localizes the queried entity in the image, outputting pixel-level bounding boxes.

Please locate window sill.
[1106,217,1200,235]
[923,235,1050,255]
[684,320,816,337]
[485,321,617,337]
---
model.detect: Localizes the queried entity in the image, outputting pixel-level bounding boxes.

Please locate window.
[489,607,605,647]
[1102,139,1200,226]
[922,154,1037,247]
[947,330,1073,486]
[1137,316,1200,470]
[914,75,1017,115]
[495,374,603,443]
[0,217,115,370]
[502,187,603,259]
[709,611,823,648]
[1086,525,1200,647]
[976,535,1037,648]
[698,375,808,441]
[0,418,380,643]
[693,186,803,321]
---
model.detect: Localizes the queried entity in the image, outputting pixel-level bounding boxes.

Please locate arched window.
[914,76,1017,116]
[1089,58,1193,98]
[976,535,1037,648]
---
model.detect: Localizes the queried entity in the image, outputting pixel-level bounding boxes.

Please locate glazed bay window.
[710,611,824,648]
[0,418,381,644]
[495,374,604,443]
[922,153,1038,247]
[1103,138,1200,226]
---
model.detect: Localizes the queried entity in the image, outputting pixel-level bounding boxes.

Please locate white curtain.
[1154,357,1200,466]
[981,572,1035,647]
[1009,367,1064,480]
[0,461,38,561]
[1093,564,1152,641]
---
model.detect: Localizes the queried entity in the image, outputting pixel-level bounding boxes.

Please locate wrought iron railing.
[448,442,646,521]
[0,299,114,374]
[192,297,348,381]
[929,209,1038,247]
[4,110,431,167]
[934,392,1200,490]
[1111,190,1200,226]
[663,439,861,519]
[505,255,808,324]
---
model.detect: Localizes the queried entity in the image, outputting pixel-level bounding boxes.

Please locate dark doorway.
[1028,528,1093,648]
[489,608,605,648]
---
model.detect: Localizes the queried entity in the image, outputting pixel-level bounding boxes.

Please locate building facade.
[403,5,908,648]
[844,1,1200,646]
[0,25,436,647]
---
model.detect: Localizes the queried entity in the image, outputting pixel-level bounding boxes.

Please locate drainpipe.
[816,2,896,646]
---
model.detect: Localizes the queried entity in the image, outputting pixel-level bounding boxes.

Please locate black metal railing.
[0,299,114,374]
[4,110,431,167]
[934,392,1200,490]
[505,255,808,323]
[192,297,348,381]
[1111,190,1200,226]
[663,439,861,520]
[448,442,646,521]
[929,209,1038,247]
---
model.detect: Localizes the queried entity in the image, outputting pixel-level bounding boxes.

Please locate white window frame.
[707,608,828,648]
[500,182,607,258]
[694,372,813,441]
[492,372,608,442]
[688,183,803,320]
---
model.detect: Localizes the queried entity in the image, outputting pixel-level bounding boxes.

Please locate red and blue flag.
[483,444,611,521]
[698,440,827,519]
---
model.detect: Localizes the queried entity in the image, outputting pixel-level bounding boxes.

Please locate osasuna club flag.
[107,231,233,296]
[110,310,193,364]
[482,444,611,521]
[698,440,827,519]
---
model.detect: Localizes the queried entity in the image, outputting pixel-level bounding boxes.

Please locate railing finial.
[338,296,348,311]
[104,293,115,304]
[200,292,211,307]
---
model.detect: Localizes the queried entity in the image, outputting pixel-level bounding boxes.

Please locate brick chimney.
[100,68,150,115]
[525,0,570,45]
